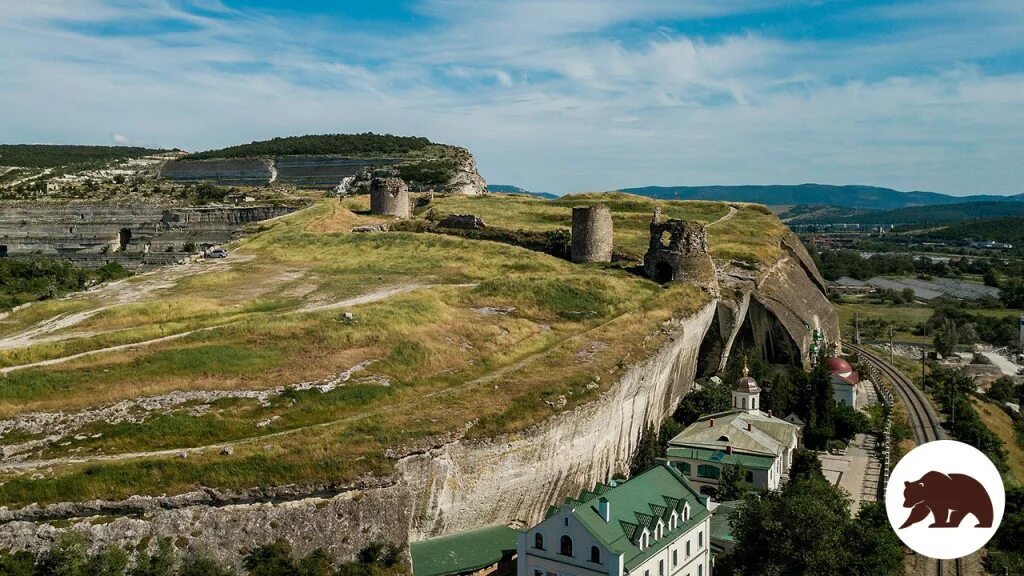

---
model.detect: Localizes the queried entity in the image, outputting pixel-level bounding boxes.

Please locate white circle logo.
[885,440,1005,560]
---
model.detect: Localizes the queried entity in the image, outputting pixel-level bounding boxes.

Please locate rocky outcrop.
[444,150,488,196]
[0,204,295,268]
[159,158,274,186]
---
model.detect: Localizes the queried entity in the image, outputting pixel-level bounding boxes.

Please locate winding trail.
[707,205,737,227]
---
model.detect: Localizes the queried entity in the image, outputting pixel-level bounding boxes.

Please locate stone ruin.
[369,171,410,219]
[438,214,486,229]
[643,210,717,290]
[570,204,613,263]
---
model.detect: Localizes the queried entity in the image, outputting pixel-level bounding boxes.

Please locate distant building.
[826,357,859,407]
[517,463,712,576]
[970,240,1013,250]
[827,276,875,295]
[664,363,801,494]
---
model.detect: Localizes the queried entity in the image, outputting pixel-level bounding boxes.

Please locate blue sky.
[1,1,1023,195]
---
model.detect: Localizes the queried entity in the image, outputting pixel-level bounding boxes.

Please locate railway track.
[844,342,945,443]
[843,342,957,576]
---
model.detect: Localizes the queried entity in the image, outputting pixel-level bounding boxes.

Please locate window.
[716,435,730,442]
[745,470,754,483]
[681,462,692,476]
[673,549,678,567]
[590,546,600,564]
[698,566,703,576]
[698,531,703,547]
[697,465,720,480]
[534,533,544,550]
[686,541,691,557]
[560,535,573,557]
[659,559,664,576]
[752,397,757,409]
[564,517,569,527]
[683,503,690,522]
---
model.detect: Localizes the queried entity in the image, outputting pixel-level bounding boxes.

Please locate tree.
[131,539,174,576]
[672,379,730,425]
[987,376,1018,403]
[718,464,750,500]
[630,423,660,476]
[36,533,88,576]
[658,419,683,454]
[933,317,960,358]
[729,477,902,576]
[848,502,904,576]
[789,448,824,481]
[833,403,869,443]
[178,557,234,576]
[983,268,1001,288]
[243,540,298,576]
[88,546,129,576]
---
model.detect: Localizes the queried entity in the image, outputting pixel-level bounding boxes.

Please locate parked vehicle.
[206,248,228,258]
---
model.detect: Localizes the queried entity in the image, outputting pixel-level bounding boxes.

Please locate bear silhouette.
[900,471,993,529]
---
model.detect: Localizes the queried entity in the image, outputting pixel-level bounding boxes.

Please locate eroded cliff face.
[0,204,295,268]
[0,230,835,566]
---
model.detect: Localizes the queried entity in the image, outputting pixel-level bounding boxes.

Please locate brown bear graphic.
[900,471,993,529]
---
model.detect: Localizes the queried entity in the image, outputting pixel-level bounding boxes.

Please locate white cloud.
[0,0,1021,195]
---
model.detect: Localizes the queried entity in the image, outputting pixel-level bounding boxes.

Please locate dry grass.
[971,397,1024,487]
[0,194,781,504]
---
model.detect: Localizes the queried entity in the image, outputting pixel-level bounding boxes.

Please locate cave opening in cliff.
[0,245,6,257]
[732,299,801,366]
[118,228,132,252]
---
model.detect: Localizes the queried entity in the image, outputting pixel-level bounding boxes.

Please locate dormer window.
[717,435,730,442]
[683,503,691,522]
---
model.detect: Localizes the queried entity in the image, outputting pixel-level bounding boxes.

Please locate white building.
[518,463,711,576]
[664,364,801,494]
[826,357,859,408]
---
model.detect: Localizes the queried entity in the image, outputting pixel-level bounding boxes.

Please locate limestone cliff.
[0,229,835,566]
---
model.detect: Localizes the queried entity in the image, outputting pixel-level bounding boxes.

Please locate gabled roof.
[564,463,710,570]
[667,410,799,458]
[709,500,743,545]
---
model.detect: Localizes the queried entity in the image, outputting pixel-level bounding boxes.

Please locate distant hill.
[187,133,434,159]
[0,144,170,168]
[919,216,1024,244]
[488,184,559,199]
[789,201,1024,226]
[616,184,1023,211]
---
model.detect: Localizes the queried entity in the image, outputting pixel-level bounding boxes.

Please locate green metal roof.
[664,446,775,470]
[564,463,711,571]
[709,500,742,545]
[410,524,519,576]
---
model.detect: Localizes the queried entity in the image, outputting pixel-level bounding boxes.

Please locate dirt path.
[0,306,626,471]
[708,205,737,227]
[0,281,459,375]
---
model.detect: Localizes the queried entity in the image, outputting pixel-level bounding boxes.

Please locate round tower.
[570,205,613,263]
[732,359,761,414]
[370,175,410,219]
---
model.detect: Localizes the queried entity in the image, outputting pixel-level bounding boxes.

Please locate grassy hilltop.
[0,193,784,506]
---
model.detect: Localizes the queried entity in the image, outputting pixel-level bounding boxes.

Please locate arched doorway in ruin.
[652,261,674,284]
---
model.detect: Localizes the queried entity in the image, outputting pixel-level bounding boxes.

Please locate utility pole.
[889,324,894,364]
[854,312,861,345]
[921,350,927,393]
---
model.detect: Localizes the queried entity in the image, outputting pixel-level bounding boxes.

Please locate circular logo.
[885,440,1005,559]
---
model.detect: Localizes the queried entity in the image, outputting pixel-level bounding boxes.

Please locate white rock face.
[445,150,488,195]
[399,301,718,538]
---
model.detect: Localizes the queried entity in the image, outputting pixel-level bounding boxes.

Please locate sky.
[1,1,1023,195]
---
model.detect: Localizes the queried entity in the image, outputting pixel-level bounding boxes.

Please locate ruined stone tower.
[643,218,717,291]
[369,173,410,218]
[570,205,613,263]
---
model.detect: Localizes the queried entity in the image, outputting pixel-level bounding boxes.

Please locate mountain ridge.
[615,183,1024,210]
